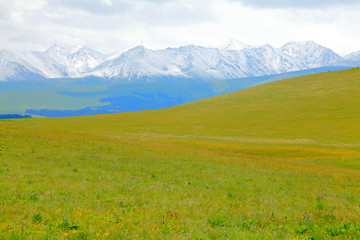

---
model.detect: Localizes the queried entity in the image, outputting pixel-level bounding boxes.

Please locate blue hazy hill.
[0,66,351,117]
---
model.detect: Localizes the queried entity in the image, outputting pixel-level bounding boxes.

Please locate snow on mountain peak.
[344,50,360,60]
[280,41,342,67]
[46,44,84,55]
[343,50,360,65]
[0,44,107,80]
[220,39,251,51]
[0,41,353,82]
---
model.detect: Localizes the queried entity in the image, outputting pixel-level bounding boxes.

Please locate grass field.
[1,68,360,239]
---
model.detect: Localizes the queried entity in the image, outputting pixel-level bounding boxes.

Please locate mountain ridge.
[0,40,356,82]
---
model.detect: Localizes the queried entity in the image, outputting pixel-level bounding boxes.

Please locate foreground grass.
[1,69,360,239]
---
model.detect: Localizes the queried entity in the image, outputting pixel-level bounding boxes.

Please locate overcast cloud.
[232,0,360,9]
[0,0,359,55]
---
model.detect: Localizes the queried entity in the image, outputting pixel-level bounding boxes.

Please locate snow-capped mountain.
[0,49,47,81]
[0,40,352,82]
[0,44,106,81]
[219,39,252,51]
[343,51,360,66]
[39,44,106,76]
[89,41,345,80]
[280,41,342,68]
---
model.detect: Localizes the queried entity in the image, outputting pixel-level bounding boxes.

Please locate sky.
[0,0,359,55]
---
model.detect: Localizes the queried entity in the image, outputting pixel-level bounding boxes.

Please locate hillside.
[1,67,349,117]
[1,69,360,239]
[31,68,360,143]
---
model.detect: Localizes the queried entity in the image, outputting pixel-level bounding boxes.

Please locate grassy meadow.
[1,68,360,239]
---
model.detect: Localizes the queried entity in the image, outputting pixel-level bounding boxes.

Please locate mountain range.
[0,40,358,82]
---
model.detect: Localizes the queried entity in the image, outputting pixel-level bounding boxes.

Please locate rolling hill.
[0,66,350,117]
[1,68,360,239]
[30,68,360,144]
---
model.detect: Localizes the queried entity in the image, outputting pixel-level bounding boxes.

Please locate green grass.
[1,68,360,239]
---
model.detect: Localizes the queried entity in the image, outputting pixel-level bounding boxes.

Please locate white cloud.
[101,0,113,7]
[48,0,131,15]
[229,0,360,9]
[0,0,359,55]
[136,1,216,27]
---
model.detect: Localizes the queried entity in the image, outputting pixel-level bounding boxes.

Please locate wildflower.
[62,215,68,226]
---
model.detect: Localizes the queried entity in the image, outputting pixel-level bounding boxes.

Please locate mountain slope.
[0,50,46,81]
[281,41,342,68]
[344,50,360,66]
[219,39,251,50]
[89,41,345,80]
[36,44,106,76]
[0,41,351,82]
[0,45,107,81]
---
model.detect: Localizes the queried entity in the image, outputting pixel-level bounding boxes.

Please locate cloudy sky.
[0,0,359,55]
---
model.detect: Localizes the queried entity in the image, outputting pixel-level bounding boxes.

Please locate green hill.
[1,68,360,239]
[33,68,360,142]
[0,67,347,116]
